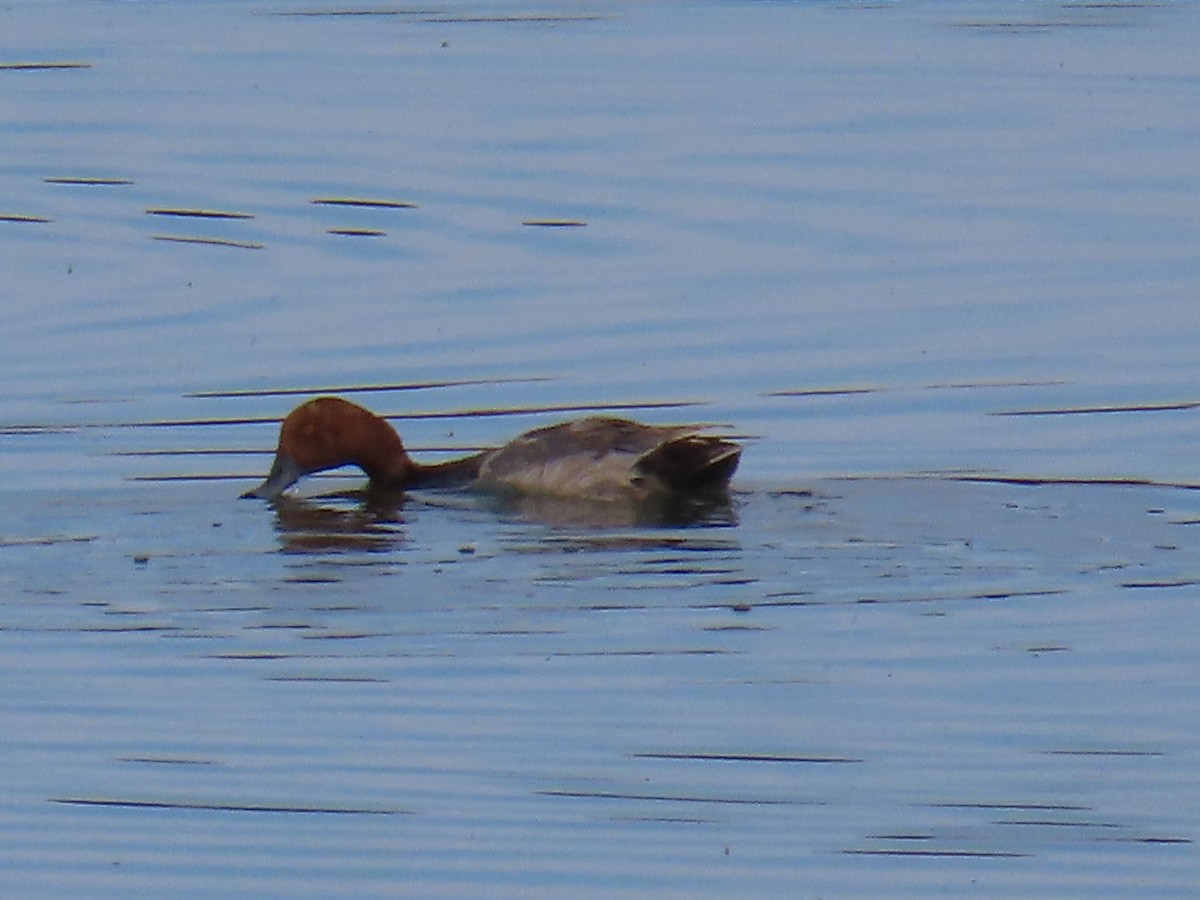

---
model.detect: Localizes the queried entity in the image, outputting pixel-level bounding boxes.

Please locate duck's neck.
[384,452,487,489]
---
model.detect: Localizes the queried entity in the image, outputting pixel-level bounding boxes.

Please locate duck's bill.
[241,453,305,500]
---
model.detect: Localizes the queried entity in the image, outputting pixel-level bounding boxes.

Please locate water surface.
[2,0,1199,896]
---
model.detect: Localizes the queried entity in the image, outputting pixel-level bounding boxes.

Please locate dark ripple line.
[994,819,1123,828]
[149,234,264,250]
[538,789,814,806]
[634,752,863,764]
[842,848,1029,858]
[1120,578,1200,590]
[17,400,704,431]
[0,62,91,70]
[544,649,729,658]
[422,15,604,23]
[327,228,386,237]
[145,207,255,220]
[44,176,132,185]
[1042,748,1163,757]
[189,376,552,398]
[269,9,438,17]
[949,474,1200,490]
[926,801,1091,811]
[311,197,417,209]
[991,401,1200,416]
[50,797,401,815]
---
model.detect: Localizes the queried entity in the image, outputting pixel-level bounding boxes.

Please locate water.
[1,0,1199,895]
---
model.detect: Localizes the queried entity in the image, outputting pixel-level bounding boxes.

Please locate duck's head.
[241,396,413,499]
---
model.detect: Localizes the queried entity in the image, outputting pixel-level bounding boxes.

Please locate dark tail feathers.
[635,436,742,493]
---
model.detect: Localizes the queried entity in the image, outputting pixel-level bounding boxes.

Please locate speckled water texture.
[2,0,1199,896]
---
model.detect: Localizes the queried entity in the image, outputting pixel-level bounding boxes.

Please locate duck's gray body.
[475,416,741,501]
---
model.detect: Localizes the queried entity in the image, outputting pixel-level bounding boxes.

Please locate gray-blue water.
[2,0,1198,895]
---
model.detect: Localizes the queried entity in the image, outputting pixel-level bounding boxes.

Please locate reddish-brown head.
[242,397,413,499]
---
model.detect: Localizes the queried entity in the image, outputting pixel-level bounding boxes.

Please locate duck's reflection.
[483,488,739,529]
[268,490,408,554]
[266,484,737,551]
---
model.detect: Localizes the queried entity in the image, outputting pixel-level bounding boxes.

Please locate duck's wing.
[478,417,739,498]
[480,418,684,474]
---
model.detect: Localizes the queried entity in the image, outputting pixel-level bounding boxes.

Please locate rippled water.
[2,0,1199,896]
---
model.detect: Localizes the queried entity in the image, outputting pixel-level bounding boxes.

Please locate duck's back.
[477,417,740,501]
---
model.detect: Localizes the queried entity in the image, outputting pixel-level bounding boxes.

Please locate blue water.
[2,0,1199,896]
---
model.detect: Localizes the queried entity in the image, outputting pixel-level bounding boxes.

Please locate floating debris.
[522,219,587,227]
[0,214,52,223]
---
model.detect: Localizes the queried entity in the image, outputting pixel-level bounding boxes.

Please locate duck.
[241,396,741,502]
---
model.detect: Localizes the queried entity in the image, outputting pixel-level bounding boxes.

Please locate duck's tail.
[635,435,742,493]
